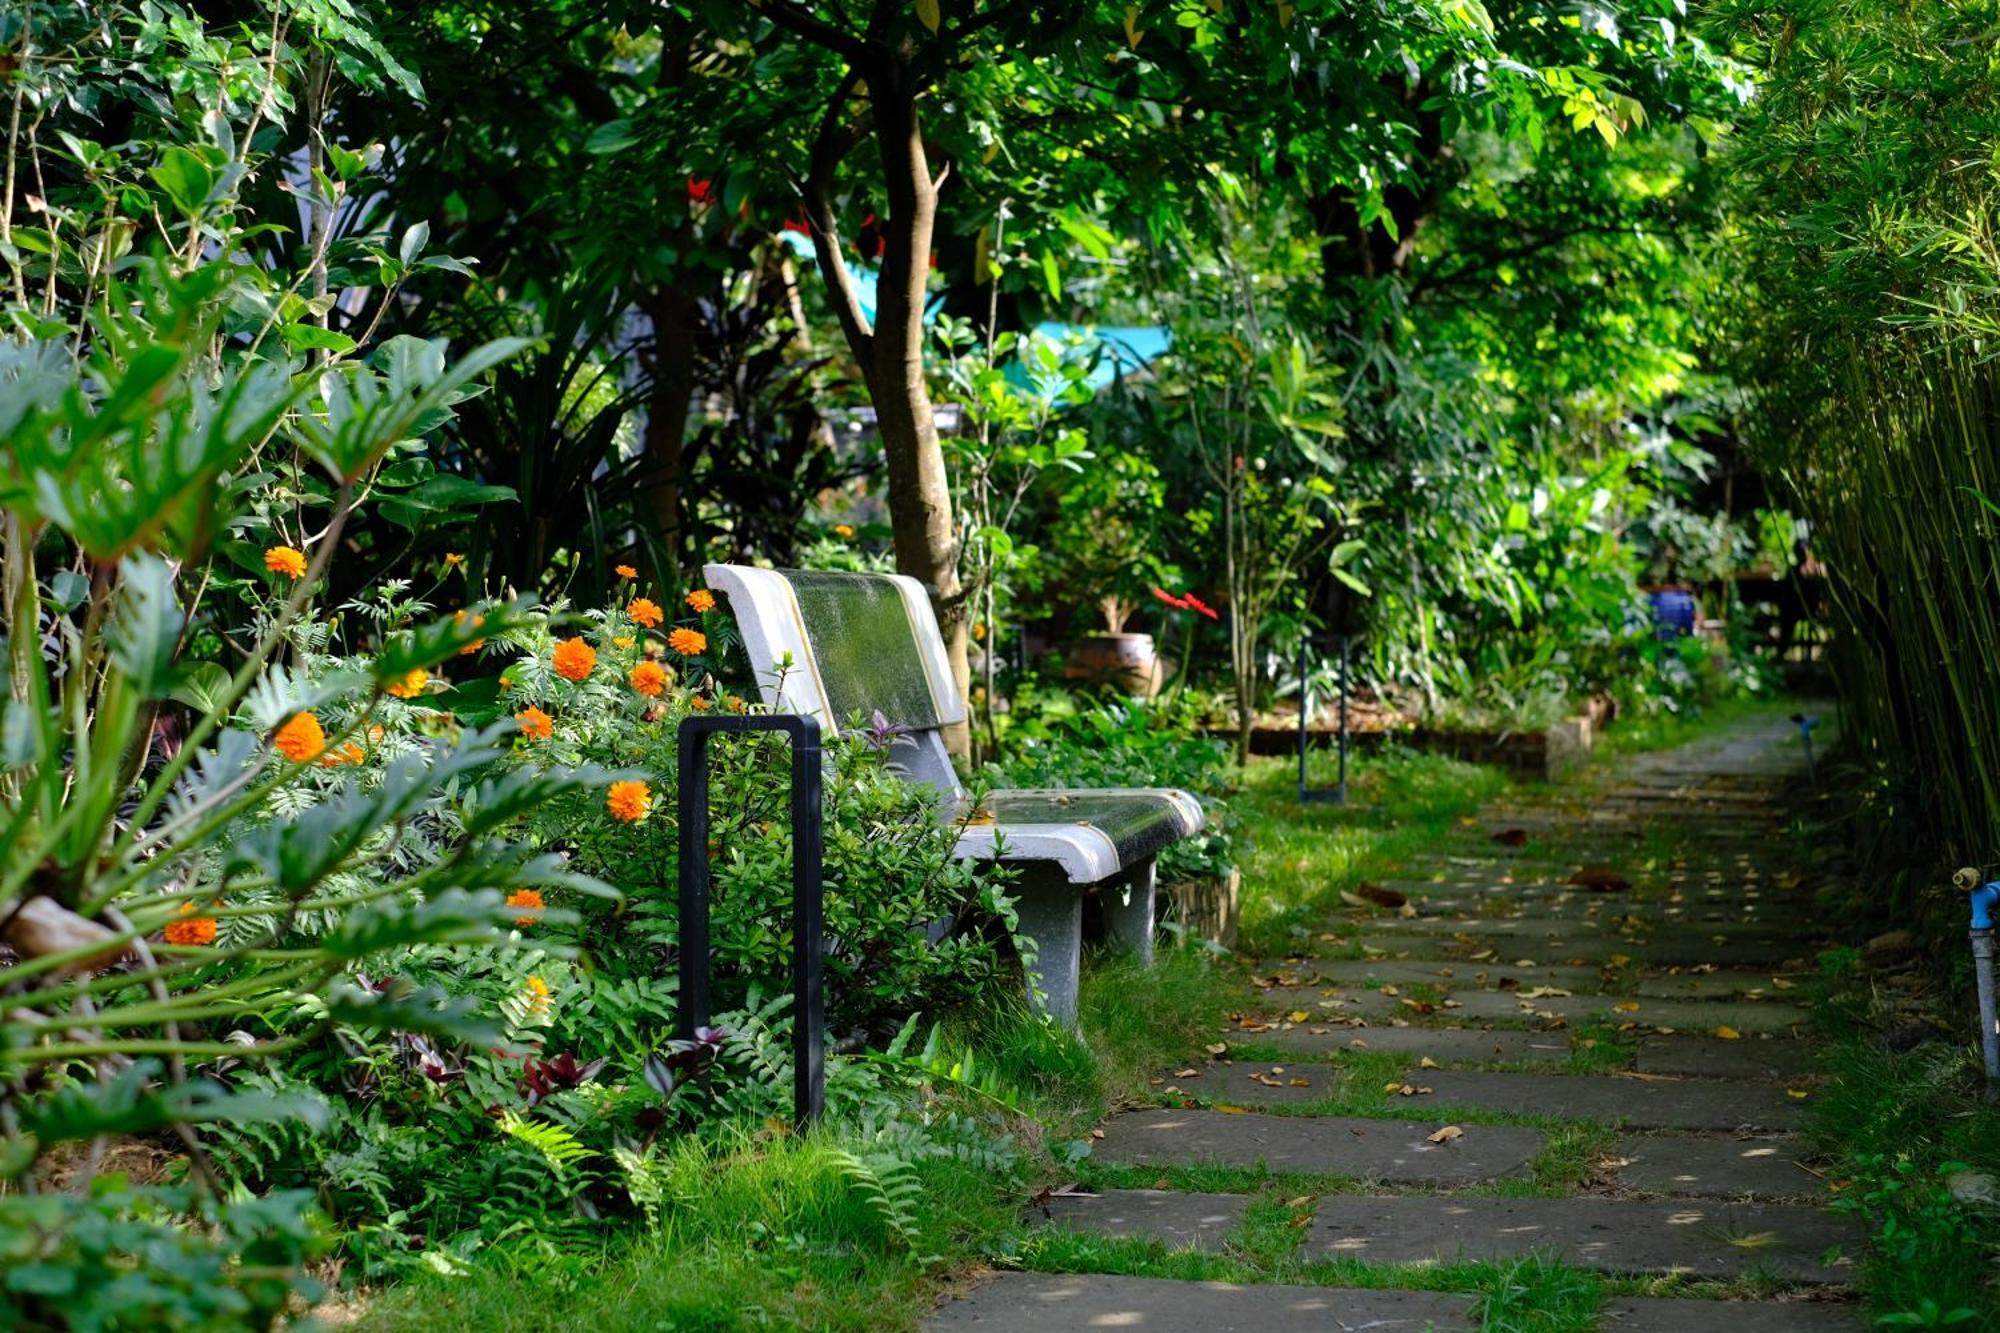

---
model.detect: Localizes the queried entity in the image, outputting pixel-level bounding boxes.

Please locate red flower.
[1183,593,1219,621]
[1151,587,1190,610]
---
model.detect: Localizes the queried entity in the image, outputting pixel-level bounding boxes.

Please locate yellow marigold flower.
[723,694,747,714]
[524,974,553,1018]
[607,779,652,823]
[318,741,366,768]
[615,564,638,580]
[552,637,597,682]
[515,706,554,741]
[629,660,668,697]
[628,598,665,629]
[264,546,308,579]
[444,552,465,567]
[667,627,707,656]
[506,888,545,927]
[273,711,326,763]
[685,589,716,614]
[164,903,218,947]
[689,694,712,711]
[385,667,429,699]
[613,635,636,650]
[832,524,854,539]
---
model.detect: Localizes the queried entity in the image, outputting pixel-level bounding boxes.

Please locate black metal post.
[1298,632,1350,805]
[1336,633,1350,804]
[1296,634,1310,798]
[677,713,824,1127]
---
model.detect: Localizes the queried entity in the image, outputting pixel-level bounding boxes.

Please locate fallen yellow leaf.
[1419,1056,1440,1069]
[1614,1001,1642,1013]
[1289,1010,1311,1023]
[1426,1125,1464,1144]
[1714,1026,1742,1040]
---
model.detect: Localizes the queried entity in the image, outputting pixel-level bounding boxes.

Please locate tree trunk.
[800,58,969,756]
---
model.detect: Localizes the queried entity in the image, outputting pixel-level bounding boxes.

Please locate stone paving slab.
[1094,1109,1542,1184]
[1255,1024,1576,1066]
[1306,1194,1862,1281]
[1636,1035,1818,1081]
[1155,1060,1334,1106]
[1600,1297,1867,1330]
[1347,930,1810,968]
[1296,959,1806,1000]
[1609,1134,1821,1200]
[1034,1189,1247,1251]
[925,1273,1476,1330]
[1253,986,1809,1033]
[1408,1070,1804,1130]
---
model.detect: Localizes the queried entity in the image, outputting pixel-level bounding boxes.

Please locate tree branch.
[798,68,877,360]
[756,0,869,62]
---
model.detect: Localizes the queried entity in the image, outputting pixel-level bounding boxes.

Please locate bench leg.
[1101,856,1157,966]
[1013,869,1082,1025]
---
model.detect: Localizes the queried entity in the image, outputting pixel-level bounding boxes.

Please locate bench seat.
[706,562,1206,1023]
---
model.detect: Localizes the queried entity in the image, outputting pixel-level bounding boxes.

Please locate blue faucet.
[1974,880,2000,932]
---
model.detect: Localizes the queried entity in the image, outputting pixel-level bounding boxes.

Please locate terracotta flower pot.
[1063,632,1163,699]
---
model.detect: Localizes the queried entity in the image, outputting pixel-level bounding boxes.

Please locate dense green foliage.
[1716,0,2000,898]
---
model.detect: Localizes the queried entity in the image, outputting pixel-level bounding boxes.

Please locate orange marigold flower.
[273,711,326,763]
[455,610,486,654]
[689,695,712,711]
[606,779,652,823]
[628,598,665,629]
[385,667,429,699]
[507,888,545,927]
[444,552,465,567]
[264,546,308,579]
[685,589,716,614]
[552,637,597,681]
[615,564,638,580]
[629,660,668,697]
[724,694,748,714]
[318,741,366,768]
[832,524,855,539]
[972,622,987,641]
[667,627,707,656]
[515,706,554,741]
[164,903,218,947]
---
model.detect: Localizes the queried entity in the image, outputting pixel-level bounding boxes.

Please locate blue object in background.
[1648,588,1697,640]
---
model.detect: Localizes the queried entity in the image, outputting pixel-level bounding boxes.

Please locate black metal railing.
[1297,632,1351,805]
[677,713,825,1126]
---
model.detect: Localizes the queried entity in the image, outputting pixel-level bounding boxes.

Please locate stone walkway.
[930,711,1869,1330]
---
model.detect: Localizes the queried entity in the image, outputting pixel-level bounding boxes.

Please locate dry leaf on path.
[1426,1125,1465,1144]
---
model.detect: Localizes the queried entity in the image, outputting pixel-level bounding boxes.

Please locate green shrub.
[989,702,1236,885]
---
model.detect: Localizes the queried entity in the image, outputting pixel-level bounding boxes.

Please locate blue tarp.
[777,232,1171,392]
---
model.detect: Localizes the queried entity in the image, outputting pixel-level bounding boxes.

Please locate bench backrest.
[703,563,965,800]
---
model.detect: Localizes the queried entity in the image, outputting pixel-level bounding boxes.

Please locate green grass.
[1233,747,1510,956]
[355,1133,1017,1332]
[1805,980,2000,1328]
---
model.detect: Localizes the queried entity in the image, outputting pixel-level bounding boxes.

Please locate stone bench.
[706,563,1204,1022]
